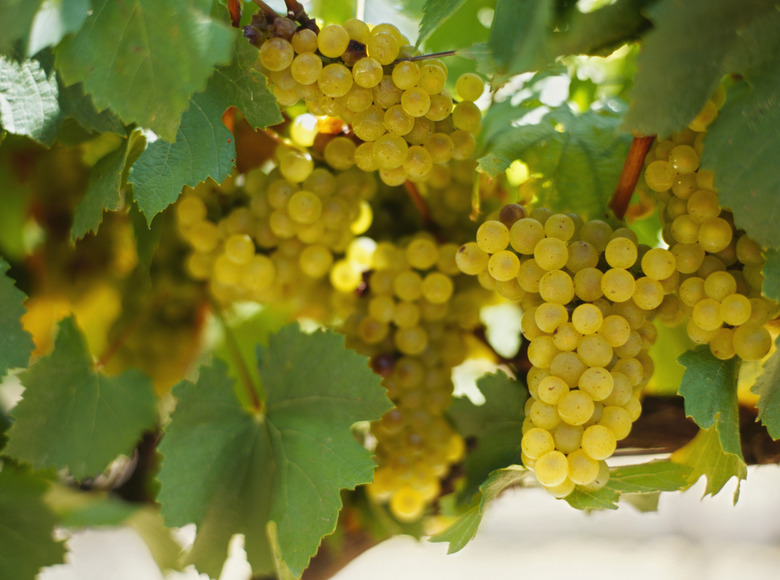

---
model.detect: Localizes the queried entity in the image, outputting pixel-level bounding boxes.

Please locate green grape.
[692,297,723,331]
[455,242,489,275]
[421,272,454,304]
[367,31,400,65]
[632,277,664,310]
[549,351,587,388]
[509,218,545,254]
[476,220,510,253]
[697,217,733,252]
[353,105,386,141]
[384,104,415,136]
[573,267,604,302]
[450,130,477,159]
[287,190,322,224]
[720,293,751,326]
[451,101,481,133]
[703,270,736,301]
[425,93,453,122]
[567,449,600,486]
[423,132,453,164]
[581,425,616,461]
[709,327,736,360]
[736,235,763,265]
[534,237,568,271]
[176,195,207,225]
[577,220,613,252]
[324,137,356,170]
[290,52,323,85]
[188,221,220,253]
[394,325,428,355]
[598,406,632,440]
[373,133,408,170]
[535,302,569,333]
[403,145,433,179]
[392,301,420,328]
[299,244,333,278]
[601,268,636,303]
[552,322,582,352]
[354,142,379,172]
[224,234,255,265]
[291,28,318,53]
[488,250,521,282]
[317,24,350,58]
[318,63,353,97]
[418,61,447,94]
[244,254,276,292]
[577,334,613,368]
[521,427,555,460]
[529,400,561,430]
[534,450,569,487]
[670,214,699,244]
[537,375,569,405]
[455,72,485,102]
[557,390,595,426]
[352,56,384,88]
[544,214,576,242]
[401,87,432,117]
[668,144,699,174]
[572,303,603,335]
[260,37,294,71]
[733,324,772,361]
[538,270,575,304]
[389,485,425,522]
[686,189,720,223]
[553,423,583,454]
[644,160,676,192]
[604,237,637,269]
[602,373,632,406]
[392,60,421,90]
[373,75,403,109]
[393,270,423,301]
[527,335,560,369]
[598,314,631,347]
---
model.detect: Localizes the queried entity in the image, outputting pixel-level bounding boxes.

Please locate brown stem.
[252,0,280,20]
[283,0,319,32]
[395,50,458,63]
[609,134,655,219]
[227,0,242,27]
[403,180,432,226]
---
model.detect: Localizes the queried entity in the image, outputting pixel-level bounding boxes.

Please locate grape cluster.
[457,205,661,496]
[176,145,376,318]
[248,15,483,186]
[644,90,777,361]
[343,236,486,521]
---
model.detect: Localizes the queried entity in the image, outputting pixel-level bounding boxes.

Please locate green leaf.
[702,16,780,249]
[5,316,158,480]
[157,325,391,578]
[0,55,61,145]
[55,0,234,141]
[479,106,632,218]
[763,249,780,302]
[645,321,690,396]
[624,0,779,138]
[448,371,526,501]
[129,41,280,223]
[24,0,91,57]
[417,0,469,47]
[671,423,747,497]
[751,338,780,439]
[0,463,66,580]
[0,0,45,56]
[312,0,355,28]
[58,80,125,136]
[0,260,34,379]
[678,346,742,457]
[71,138,132,240]
[565,485,619,510]
[487,0,553,83]
[431,466,528,554]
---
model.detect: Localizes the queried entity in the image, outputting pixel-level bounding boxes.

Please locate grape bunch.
[342,236,488,521]
[457,205,662,496]
[245,13,484,186]
[175,144,376,320]
[643,89,777,361]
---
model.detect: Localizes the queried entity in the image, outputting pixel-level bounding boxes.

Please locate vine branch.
[609,134,655,219]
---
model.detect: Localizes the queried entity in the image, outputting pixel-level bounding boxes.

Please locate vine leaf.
[479,106,631,219]
[54,0,234,142]
[0,259,34,380]
[129,40,281,223]
[416,0,469,48]
[0,55,60,145]
[487,0,553,83]
[763,249,780,303]
[702,11,780,250]
[71,136,134,240]
[750,338,780,439]
[4,316,158,480]
[566,461,692,510]
[23,0,91,58]
[0,0,44,56]
[157,325,390,579]
[623,0,778,138]
[448,371,526,501]
[57,80,125,136]
[0,464,66,580]
[431,466,528,554]
[674,346,746,496]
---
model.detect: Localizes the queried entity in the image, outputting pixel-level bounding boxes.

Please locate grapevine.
[1,1,780,580]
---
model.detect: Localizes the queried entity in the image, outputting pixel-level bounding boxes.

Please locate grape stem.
[208,297,266,414]
[402,180,432,226]
[609,134,655,219]
[393,50,458,64]
[251,0,279,21]
[227,0,241,27]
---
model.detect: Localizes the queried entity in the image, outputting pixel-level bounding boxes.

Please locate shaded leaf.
[671,423,747,497]
[0,0,45,56]
[417,0,469,48]
[565,485,619,510]
[0,463,66,580]
[763,249,780,303]
[5,316,158,480]
[24,0,91,57]
[448,371,526,501]
[58,80,125,136]
[678,346,741,456]
[55,0,234,141]
[431,466,528,554]
[0,259,34,379]
[608,461,692,494]
[751,338,780,439]
[0,55,61,145]
[479,106,631,218]
[488,0,553,83]
[158,325,390,578]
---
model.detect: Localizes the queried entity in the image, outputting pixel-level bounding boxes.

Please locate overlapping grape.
[457,205,660,496]
[643,89,777,361]
[245,14,483,186]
